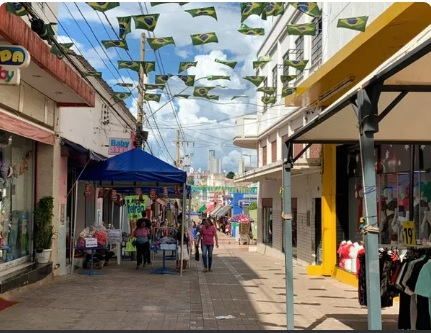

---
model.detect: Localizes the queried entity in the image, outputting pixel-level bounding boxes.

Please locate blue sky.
[53,2,275,173]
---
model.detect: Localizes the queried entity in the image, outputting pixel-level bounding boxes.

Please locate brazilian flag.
[284,59,309,72]
[144,84,165,91]
[193,86,214,97]
[178,75,195,87]
[282,87,296,97]
[257,86,276,95]
[207,75,230,81]
[148,37,175,51]
[261,2,284,20]
[261,96,276,105]
[243,76,265,87]
[144,93,161,102]
[337,16,369,32]
[116,83,134,87]
[286,23,317,36]
[117,17,131,40]
[155,74,172,84]
[215,59,237,69]
[113,92,131,102]
[238,24,265,36]
[178,62,197,73]
[240,2,263,23]
[82,71,102,78]
[101,40,128,50]
[133,14,160,32]
[142,61,156,74]
[231,95,248,100]
[185,7,217,20]
[175,95,190,99]
[205,95,219,101]
[280,75,297,83]
[6,2,29,16]
[50,43,74,60]
[289,2,321,18]
[118,60,141,72]
[253,60,270,70]
[191,32,218,45]
[86,2,120,12]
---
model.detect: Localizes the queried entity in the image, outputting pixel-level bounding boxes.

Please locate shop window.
[0,131,34,263]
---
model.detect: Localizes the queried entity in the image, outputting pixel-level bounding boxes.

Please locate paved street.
[0,233,399,330]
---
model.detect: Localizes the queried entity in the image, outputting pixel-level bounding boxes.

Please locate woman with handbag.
[133,218,151,269]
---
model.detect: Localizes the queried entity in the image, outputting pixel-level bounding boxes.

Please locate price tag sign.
[402,221,416,246]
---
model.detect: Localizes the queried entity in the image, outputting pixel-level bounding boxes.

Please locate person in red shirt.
[198,218,219,272]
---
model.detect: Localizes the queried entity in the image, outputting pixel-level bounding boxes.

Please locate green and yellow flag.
[178,75,196,87]
[261,2,284,20]
[144,93,161,102]
[238,24,265,36]
[240,2,263,23]
[113,92,131,102]
[6,2,29,16]
[86,2,120,12]
[178,62,197,73]
[207,75,230,81]
[257,86,276,95]
[118,60,141,72]
[205,95,219,101]
[215,59,237,69]
[261,96,276,105]
[147,37,175,51]
[82,71,102,78]
[280,75,297,83]
[282,87,296,97]
[117,16,132,39]
[155,74,172,84]
[193,86,214,97]
[175,94,190,99]
[186,7,217,20]
[191,32,218,45]
[337,16,369,32]
[289,2,321,17]
[253,60,270,69]
[231,95,248,100]
[133,14,160,32]
[243,76,265,87]
[151,2,188,6]
[102,40,128,50]
[284,59,308,72]
[145,84,165,91]
[286,23,317,36]
[142,61,156,74]
[50,43,74,60]
[116,83,134,87]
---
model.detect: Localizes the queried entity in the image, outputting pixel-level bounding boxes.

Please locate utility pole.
[136,33,146,149]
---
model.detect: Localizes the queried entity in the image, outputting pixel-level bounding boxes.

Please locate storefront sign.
[402,221,416,246]
[0,45,31,68]
[0,66,20,85]
[108,137,131,155]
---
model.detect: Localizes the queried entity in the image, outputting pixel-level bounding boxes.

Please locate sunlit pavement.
[0,232,399,330]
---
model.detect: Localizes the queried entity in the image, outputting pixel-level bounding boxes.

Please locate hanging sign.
[125,195,148,230]
[0,45,31,68]
[108,137,131,155]
[0,66,20,85]
[402,221,416,246]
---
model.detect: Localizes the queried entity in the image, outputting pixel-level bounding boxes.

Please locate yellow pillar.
[321,144,337,276]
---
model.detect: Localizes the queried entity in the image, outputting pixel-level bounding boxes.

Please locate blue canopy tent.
[75,148,189,275]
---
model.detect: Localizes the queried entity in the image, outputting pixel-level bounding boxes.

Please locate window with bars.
[262,78,268,112]
[282,51,290,89]
[311,17,323,66]
[272,66,278,91]
[295,36,304,76]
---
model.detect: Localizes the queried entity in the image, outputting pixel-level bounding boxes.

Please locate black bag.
[195,244,200,261]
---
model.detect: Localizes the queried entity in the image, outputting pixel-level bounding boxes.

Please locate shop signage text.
[0,66,20,85]
[108,137,131,155]
[0,45,31,68]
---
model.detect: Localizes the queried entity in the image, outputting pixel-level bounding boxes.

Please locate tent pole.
[180,183,187,276]
[71,178,79,274]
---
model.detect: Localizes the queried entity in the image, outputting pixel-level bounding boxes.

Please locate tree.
[226,171,235,179]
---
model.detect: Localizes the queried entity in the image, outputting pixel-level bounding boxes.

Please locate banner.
[125,195,148,231]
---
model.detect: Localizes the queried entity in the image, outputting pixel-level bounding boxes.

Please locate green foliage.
[226,171,235,179]
[34,196,55,251]
[249,202,257,210]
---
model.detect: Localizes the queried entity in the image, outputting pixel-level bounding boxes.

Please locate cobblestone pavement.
[0,233,399,330]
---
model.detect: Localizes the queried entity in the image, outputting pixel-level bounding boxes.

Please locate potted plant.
[34,196,55,264]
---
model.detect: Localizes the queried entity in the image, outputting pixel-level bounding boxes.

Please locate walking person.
[198,218,219,272]
[133,218,151,269]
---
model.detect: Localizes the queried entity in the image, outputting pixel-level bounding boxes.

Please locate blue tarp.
[79,148,187,187]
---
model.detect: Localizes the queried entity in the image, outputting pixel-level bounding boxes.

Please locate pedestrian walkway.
[0,232,399,330]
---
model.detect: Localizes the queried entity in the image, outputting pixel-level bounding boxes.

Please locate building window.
[272,66,278,91]
[282,51,290,89]
[262,78,268,112]
[311,17,323,66]
[295,36,304,76]
[262,145,267,166]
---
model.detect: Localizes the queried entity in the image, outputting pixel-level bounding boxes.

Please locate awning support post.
[357,86,382,330]
[283,141,294,330]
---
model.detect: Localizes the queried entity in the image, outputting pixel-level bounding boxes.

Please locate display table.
[151,244,177,275]
[75,246,108,276]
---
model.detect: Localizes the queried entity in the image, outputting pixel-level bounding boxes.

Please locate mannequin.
[344,240,353,272]
[413,187,428,240]
[381,188,398,243]
[398,184,409,218]
[349,241,364,274]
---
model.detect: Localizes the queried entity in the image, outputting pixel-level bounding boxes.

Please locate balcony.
[233,114,258,149]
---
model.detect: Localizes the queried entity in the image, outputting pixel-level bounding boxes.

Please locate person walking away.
[133,218,151,269]
[192,222,199,254]
[198,218,219,272]
[143,219,152,265]
[176,222,190,272]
